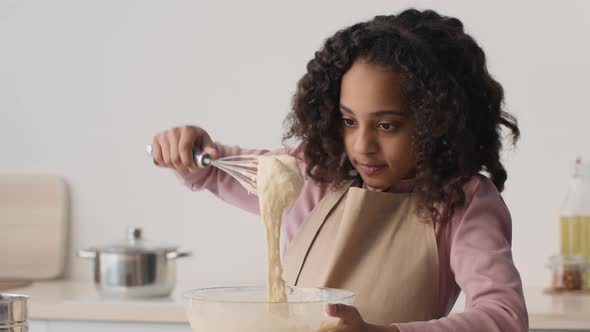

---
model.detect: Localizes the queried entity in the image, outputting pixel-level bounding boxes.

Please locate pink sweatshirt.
[178,143,529,332]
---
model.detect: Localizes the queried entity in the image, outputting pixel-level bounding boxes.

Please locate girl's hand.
[325,303,400,332]
[151,125,218,173]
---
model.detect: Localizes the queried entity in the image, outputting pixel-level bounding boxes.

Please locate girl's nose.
[353,127,379,155]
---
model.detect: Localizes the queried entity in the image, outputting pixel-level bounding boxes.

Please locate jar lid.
[546,254,588,269]
[89,227,178,254]
[0,293,29,302]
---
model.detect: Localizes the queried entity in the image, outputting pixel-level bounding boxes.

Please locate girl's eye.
[378,122,397,131]
[343,118,357,127]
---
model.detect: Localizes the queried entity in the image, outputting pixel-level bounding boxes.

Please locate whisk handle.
[193,150,212,168]
[145,145,212,168]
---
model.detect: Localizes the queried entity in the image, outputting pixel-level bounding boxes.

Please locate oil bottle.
[560,157,590,289]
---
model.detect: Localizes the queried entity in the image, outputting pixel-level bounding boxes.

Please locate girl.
[151,8,528,332]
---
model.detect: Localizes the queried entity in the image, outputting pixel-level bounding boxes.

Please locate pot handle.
[166,251,192,260]
[78,250,97,259]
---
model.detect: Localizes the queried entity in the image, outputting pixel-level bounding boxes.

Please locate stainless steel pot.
[78,227,191,298]
[0,294,29,332]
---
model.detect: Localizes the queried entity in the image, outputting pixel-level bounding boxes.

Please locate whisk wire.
[145,144,259,195]
[210,155,259,195]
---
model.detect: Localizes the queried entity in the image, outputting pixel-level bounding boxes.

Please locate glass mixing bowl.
[184,286,355,332]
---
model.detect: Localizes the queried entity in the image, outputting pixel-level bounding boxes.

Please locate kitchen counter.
[2,280,229,324]
[3,280,590,330]
[452,287,590,330]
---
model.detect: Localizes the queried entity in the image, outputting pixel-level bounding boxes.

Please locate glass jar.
[546,255,587,291]
[0,293,29,332]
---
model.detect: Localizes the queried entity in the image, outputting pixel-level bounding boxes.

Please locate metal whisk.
[146,145,259,194]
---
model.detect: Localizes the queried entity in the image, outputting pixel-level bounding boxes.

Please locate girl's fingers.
[159,133,172,168]
[179,127,198,172]
[151,138,164,166]
[326,304,363,326]
[152,125,216,173]
[167,129,189,173]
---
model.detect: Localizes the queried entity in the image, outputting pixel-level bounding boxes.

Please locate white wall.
[1,0,589,287]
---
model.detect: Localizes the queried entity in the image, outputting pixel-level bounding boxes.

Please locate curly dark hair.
[283,8,520,223]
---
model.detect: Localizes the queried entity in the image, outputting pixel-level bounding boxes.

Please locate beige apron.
[283,180,440,325]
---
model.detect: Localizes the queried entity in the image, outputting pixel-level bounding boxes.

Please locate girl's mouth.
[357,163,386,176]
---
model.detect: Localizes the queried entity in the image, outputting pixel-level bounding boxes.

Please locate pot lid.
[90,227,178,253]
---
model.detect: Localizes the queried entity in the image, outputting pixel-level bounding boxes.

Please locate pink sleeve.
[395,177,528,332]
[176,142,289,215]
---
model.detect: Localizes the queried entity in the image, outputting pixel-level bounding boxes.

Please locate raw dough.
[257,155,304,302]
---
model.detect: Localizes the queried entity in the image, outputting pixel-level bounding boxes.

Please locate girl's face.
[340,60,416,189]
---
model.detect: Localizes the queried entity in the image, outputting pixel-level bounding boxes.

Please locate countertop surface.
[1,280,234,324]
[3,280,590,329]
